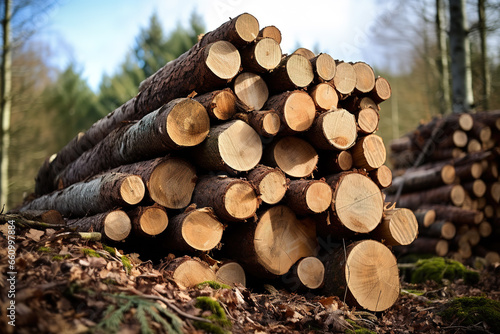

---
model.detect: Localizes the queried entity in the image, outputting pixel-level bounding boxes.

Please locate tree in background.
[1,0,12,209]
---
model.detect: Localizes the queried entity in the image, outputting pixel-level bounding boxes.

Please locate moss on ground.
[410,257,479,284]
[196,281,232,290]
[102,244,116,256]
[345,319,376,334]
[37,246,53,253]
[194,296,232,334]
[82,248,101,258]
[440,297,500,331]
[121,255,132,274]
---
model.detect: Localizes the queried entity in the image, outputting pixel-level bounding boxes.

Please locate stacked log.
[387,111,500,263]
[19,13,417,312]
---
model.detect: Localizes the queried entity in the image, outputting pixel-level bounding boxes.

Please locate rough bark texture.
[420,205,483,225]
[306,109,357,150]
[321,240,400,312]
[246,165,287,205]
[397,237,449,257]
[385,164,455,194]
[191,120,262,174]
[21,173,145,217]
[191,175,259,222]
[67,210,131,242]
[56,98,209,189]
[285,179,332,215]
[36,40,240,195]
[164,207,223,253]
[223,205,317,278]
[388,184,466,210]
[370,208,418,246]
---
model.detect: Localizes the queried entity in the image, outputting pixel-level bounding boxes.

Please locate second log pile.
[20,13,418,312]
[387,111,500,264]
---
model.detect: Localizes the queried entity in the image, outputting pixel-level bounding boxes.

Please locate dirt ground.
[1,224,499,334]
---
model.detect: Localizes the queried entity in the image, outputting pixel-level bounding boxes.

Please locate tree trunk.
[388,184,465,209]
[413,208,436,228]
[436,0,451,114]
[0,0,12,209]
[463,179,487,198]
[107,156,196,209]
[331,61,356,96]
[283,257,325,291]
[420,204,483,225]
[191,175,259,222]
[385,164,455,194]
[449,0,474,113]
[321,240,400,312]
[264,90,316,134]
[310,53,336,82]
[306,109,357,150]
[258,25,282,44]
[193,88,239,121]
[56,98,209,190]
[246,165,287,205]
[36,40,240,195]
[233,110,281,137]
[370,208,418,246]
[351,134,386,171]
[478,0,490,111]
[320,171,384,235]
[421,220,456,240]
[223,205,317,278]
[191,120,262,174]
[285,179,332,215]
[164,207,223,252]
[352,62,375,93]
[396,237,449,257]
[239,38,282,73]
[233,72,269,111]
[262,136,318,178]
[309,83,339,111]
[128,205,168,238]
[215,261,246,287]
[165,256,216,289]
[265,54,314,93]
[21,172,145,217]
[67,210,131,242]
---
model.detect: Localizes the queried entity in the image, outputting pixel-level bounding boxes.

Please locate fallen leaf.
[26,229,44,241]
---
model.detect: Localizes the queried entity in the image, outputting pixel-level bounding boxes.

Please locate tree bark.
[436,0,451,114]
[191,175,259,222]
[223,205,317,278]
[233,72,269,111]
[36,40,240,195]
[21,172,145,217]
[128,205,168,238]
[56,98,209,190]
[191,120,262,174]
[285,179,332,215]
[246,165,287,205]
[306,109,357,151]
[318,150,353,175]
[420,220,456,240]
[264,90,316,134]
[239,38,282,73]
[164,207,223,253]
[67,209,131,242]
[370,208,418,246]
[385,164,455,194]
[321,240,400,312]
[396,237,449,257]
[420,204,483,225]
[165,256,216,289]
[262,136,318,178]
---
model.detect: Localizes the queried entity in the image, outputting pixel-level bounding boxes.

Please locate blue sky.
[42,0,395,91]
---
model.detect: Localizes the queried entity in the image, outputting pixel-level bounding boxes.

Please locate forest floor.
[1,224,499,334]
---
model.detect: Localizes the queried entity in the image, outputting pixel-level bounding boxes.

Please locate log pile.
[18,13,417,312]
[387,111,500,264]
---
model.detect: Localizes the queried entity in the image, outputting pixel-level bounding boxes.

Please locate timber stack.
[18,13,416,312]
[387,111,500,265]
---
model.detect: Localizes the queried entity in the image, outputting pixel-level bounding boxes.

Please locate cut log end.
[333,62,356,95]
[148,158,196,209]
[257,169,287,205]
[352,134,386,171]
[216,262,246,287]
[168,257,216,288]
[338,151,354,171]
[310,83,338,111]
[441,164,456,184]
[458,113,474,131]
[333,173,384,233]
[273,137,318,178]
[308,109,357,150]
[287,54,314,88]
[450,185,466,206]
[225,181,259,220]
[453,130,468,148]
[136,206,169,236]
[120,175,146,205]
[262,112,281,136]
[234,72,269,111]
[296,257,325,289]
[104,210,132,241]
[306,181,333,214]
[371,165,392,189]
[293,47,315,60]
[205,41,241,80]
[353,62,375,93]
[383,208,418,246]
[346,240,400,312]
[372,77,391,102]
[235,13,259,43]
[166,99,210,147]
[283,91,316,132]
[219,120,263,172]
[258,25,282,44]
[213,90,238,120]
[357,108,379,134]
[182,209,223,251]
[253,38,282,71]
[314,54,336,81]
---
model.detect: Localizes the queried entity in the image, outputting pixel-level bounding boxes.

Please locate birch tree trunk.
[1,0,12,209]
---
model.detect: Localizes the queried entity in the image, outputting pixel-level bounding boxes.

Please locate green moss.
[410,257,478,284]
[401,289,425,296]
[52,254,71,261]
[345,319,376,334]
[37,246,53,253]
[121,255,132,274]
[102,244,116,256]
[194,296,231,334]
[440,297,500,331]
[196,281,232,290]
[82,248,101,258]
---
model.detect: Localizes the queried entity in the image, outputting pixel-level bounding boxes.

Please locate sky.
[41,0,399,91]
